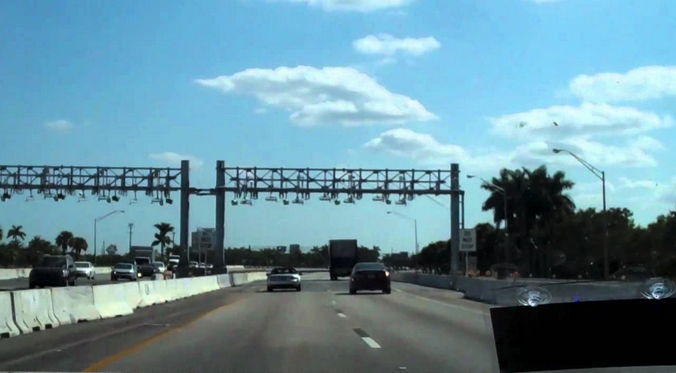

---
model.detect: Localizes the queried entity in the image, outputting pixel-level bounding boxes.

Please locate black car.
[135,258,160,278]
[349,262,391,294]
[29,255,77,288]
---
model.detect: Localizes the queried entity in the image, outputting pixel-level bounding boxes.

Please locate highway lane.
[0,272,150,291]
[0,272,498,372]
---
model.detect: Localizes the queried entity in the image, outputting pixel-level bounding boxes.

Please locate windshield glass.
[39,256,66,268]
[114,264,133,270]
[75,262,89,268]
[354,263,385,271]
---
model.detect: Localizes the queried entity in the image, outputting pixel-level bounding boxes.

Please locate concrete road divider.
[231,273,248,286]
[12,289,59,334]
[216,274,231,289]
[121,281,142,309]
[0,292,20,338]
[138,281,161,307]
[152,281,168,303]
[93,283,134,318]
[52,286,101,325]
[193,276,220,294]
[0,269,20,280]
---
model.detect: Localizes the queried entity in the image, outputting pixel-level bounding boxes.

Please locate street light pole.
[387,211,419,272]
[467,175,509,263]
[553,148,609,278]
[94,210,125,265]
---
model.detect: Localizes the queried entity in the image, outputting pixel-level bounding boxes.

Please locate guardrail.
[0,271,269,339]
[390,272,645,306]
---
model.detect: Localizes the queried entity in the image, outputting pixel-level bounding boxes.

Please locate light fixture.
[44,191,55,200]
[1,192,11,201]
[165,198,173,205]
[56,192,66,200]
[151,196,163,205]
[372,195,384,202]
[53,195,59,202]
[385,199,392,205]
[106,197,112,203]
[283,199,290,205]
[395,199,407,206]
[241,199,253,206]
[319,194,331,201]
[129,191,138,205]
[112,195,120,202]
[98,194,108,202]
[231,200,239,206]
[552,148,563,154]
[265,195,278,202]
[26,191,35,202]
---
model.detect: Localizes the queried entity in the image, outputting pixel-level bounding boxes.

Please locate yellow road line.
[84,299,240,372]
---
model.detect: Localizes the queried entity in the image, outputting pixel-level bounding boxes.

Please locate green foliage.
[70,237,88,259]
[7,225,26,243]
[55,231,74,255]
[152,222,174,259]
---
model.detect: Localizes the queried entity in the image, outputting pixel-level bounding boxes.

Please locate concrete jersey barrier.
[0,292,20,338]
[12,289,60,333]
[138,281,161,307]
[121,281,142,309]
[93,284,134,318]
[52,286,101,325]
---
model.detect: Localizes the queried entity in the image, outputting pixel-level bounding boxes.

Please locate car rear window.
[40,256,66,267]
[75,262,90,268]
[115,264,133,270]
[271,268,297,274]
[354,263,386,271]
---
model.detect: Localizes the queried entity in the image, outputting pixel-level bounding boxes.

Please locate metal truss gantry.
[0,161,464,274]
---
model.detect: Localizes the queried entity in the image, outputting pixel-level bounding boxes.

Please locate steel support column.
[215,160,226,269]
[451,163,460,275]
[180,160,190,267]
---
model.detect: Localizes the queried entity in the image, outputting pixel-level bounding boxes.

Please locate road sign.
[459,229,476,252]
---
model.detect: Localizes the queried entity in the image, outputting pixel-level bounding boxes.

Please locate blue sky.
[1,0,676,255]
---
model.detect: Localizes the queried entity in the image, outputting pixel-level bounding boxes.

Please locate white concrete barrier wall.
[12,289,59,333]
[0,267,113,280]
[52,286,101,325]
[0,269,20,280]
[93,284,134,318]
[121,281,142,309]
[138,281,160,307]
[231,273,248,286]
[216,274,231,289]
[0,292,20,338]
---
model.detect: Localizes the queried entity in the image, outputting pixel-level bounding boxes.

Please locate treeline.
[0,226,90,267]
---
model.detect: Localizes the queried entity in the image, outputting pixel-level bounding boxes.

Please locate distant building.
[290,244,301,255]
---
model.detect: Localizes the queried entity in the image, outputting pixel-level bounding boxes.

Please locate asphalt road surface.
[0,272,498,373]
[0,272,149,291]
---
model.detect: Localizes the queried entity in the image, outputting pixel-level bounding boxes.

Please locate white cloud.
[255,107,268,114]
[196,66,437,126]
[149,152,204,169]
[363,128,510,171]
[278,0,414,12]
[570,66,676,103]
[490,102,673,140]
[44,119,73,131]
[352,34,440,57]
[364,128,663,174]
[618,177,658,190]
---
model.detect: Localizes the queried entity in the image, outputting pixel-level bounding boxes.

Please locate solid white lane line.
[337,313,347,318]
[362,337,382,349]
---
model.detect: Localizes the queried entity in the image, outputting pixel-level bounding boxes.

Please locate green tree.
[55,230,74,255]
[152,223,174,259]
[70,237,89,259]
[0,225,3,241]
[7,225,26,243]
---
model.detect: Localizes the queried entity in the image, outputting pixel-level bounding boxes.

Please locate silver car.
[111,263,139,281]
[75,261,96,279]
[266,267,303,292]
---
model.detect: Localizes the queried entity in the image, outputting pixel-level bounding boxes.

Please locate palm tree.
[70,237,88,259]
[7,225,26,243]
[152,223,175,259]
[55,231,74,255]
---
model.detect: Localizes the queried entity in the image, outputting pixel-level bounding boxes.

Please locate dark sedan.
[29,255,77,288]
[349,262,391,294]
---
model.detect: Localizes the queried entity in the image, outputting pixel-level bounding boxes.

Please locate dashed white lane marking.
[337,313,347,318]
[394,288,402,292]
[362,337,382,349]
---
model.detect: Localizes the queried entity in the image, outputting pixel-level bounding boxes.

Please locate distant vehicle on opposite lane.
[29,255,77,288]
[75,261,96,279]
[349,262,390,294]
[153,262,167,273]
[111,263,139,281]
[267,267,303,292]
